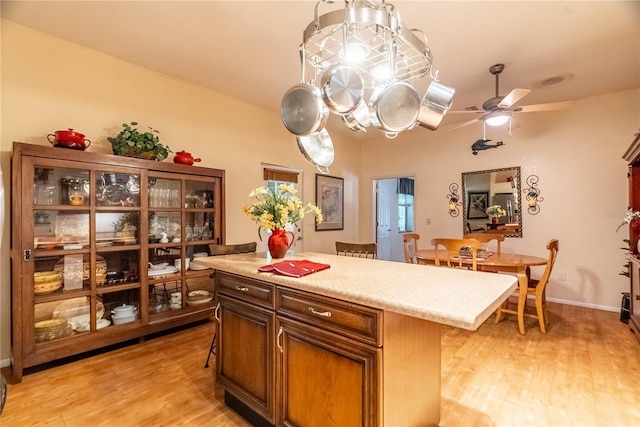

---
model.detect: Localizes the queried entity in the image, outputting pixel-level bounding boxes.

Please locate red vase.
[268,229,295,259]
[491,216,498,224]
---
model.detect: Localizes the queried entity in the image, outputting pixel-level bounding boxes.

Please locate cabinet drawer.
[277,287,382,346]
[216,272,275,309]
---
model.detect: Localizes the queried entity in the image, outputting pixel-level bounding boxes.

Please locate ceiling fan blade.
[498,88,531,108]
[516,100,574,112]
[448,117,481,132]
[447,110,484,115]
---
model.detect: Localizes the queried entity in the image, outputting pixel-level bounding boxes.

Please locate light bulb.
[484,113,510,126]
[340,41,370,64]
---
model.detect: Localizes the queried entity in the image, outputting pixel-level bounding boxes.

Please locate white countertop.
[193,252,517,331]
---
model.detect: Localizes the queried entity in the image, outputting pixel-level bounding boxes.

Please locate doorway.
[373,176,415,262]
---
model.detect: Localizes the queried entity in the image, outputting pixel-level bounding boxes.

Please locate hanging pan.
[417,78,455,130]
[296,128,334,174]
[369,41,421,135]
[369,81,421,135]
[320,64,364,115]
[340,101,371,132]
[281,45,328,136]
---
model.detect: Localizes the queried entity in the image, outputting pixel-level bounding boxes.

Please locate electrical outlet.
[559,272,566,281]
[427,218,432,225]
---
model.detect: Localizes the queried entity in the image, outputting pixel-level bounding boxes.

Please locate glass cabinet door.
[30,164,142,341]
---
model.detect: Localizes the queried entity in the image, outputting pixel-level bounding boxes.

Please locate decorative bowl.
[149,262,169,271]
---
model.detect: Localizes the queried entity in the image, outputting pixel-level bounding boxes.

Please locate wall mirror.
[462,166,522,237]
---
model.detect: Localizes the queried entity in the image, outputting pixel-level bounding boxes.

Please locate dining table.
[415,249,548,334]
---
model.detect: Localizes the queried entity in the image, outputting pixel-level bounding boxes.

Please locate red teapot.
[173,150,201,166]
[47,128,91,150]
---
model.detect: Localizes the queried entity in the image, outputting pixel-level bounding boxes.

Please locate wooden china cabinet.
[10,142,225,382]
[622,129,640,342]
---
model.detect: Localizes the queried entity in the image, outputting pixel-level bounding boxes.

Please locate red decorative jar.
[491,216,499,224]
[268,229,295,259]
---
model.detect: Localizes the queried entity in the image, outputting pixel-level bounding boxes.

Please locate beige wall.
[1,20,639,365]
[0,21,362,364]
[359,88,640,312]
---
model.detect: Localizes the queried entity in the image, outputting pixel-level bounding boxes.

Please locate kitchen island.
[194,252,517,427]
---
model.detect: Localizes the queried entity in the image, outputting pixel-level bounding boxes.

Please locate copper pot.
[47,129,91,150]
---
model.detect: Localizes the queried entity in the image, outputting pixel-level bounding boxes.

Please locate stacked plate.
[54,255,107,286]
[33,271,63,295]
[52,297,105,331]
[34,318,73,342]
[186,290,213,306]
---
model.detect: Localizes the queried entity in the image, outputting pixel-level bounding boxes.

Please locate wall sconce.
[447,183,461,217]
[523,175,543,215]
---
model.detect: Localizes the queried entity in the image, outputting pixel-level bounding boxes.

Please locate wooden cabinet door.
[217,294,276,423]
[277,316,381,427]
[630,258,640,337]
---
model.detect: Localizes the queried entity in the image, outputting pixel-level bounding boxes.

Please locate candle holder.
[523,175,543,215]
[447,183,461,217]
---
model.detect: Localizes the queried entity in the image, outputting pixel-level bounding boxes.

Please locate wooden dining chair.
[403,233,420,263]
[431,238,484,271]
[204,242,257,368]
[335,242,377,259]
[495,239,559,334]
[463,233,504,253]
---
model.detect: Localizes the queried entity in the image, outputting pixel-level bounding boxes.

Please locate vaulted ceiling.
[2,1,638,140]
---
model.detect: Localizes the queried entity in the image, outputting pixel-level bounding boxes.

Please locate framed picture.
[315,174,344,231]
[467,192,489,219]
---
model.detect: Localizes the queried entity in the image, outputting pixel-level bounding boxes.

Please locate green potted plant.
[107,122,171,161]
[113,212,139,238]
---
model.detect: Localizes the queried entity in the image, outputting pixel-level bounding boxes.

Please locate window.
[397,178,414,232]
[398,193,414,232]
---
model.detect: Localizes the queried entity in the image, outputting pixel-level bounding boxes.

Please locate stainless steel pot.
[296,129,334,173]
[320,64,364,115]
[281,45,329,136]
[417,80,455,130]
[369,81,421,134]
[340,101,371,132]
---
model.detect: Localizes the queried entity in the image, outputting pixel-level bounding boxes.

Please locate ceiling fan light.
[485,113,510,126]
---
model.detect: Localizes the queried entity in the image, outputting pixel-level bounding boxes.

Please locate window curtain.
[397,178,414,196]
[263,168,298,184]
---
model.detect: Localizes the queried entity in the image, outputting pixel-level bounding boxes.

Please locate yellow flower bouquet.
[242,185,323,240]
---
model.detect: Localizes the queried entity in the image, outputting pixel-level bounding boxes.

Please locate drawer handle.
[308,307,332,318]
[235,286,249,292]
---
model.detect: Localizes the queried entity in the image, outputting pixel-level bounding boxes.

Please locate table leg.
[516,266,529,335]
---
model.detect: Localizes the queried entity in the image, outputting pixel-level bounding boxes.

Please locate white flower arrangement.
[485,204,507,217]
[617,209,640,232]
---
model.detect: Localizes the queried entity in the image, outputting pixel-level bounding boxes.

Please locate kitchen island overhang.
[195,252,517,331]
[195,252,517,426]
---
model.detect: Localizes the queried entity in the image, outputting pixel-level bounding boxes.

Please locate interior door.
[376,181,391,260]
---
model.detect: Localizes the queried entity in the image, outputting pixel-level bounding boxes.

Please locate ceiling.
[2,1,638,141]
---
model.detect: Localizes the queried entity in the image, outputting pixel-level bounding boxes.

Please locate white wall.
[360,88,640,313]
[0,21,363,364]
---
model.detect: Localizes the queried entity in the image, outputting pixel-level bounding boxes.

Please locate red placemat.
[258,260,330,278]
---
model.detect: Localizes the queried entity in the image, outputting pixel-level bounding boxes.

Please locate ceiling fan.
[449,63,573,132]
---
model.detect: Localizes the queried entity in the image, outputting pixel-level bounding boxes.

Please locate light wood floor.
[1,302,639,426]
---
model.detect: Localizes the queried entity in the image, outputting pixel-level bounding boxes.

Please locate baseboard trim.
[546,297,618,313]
